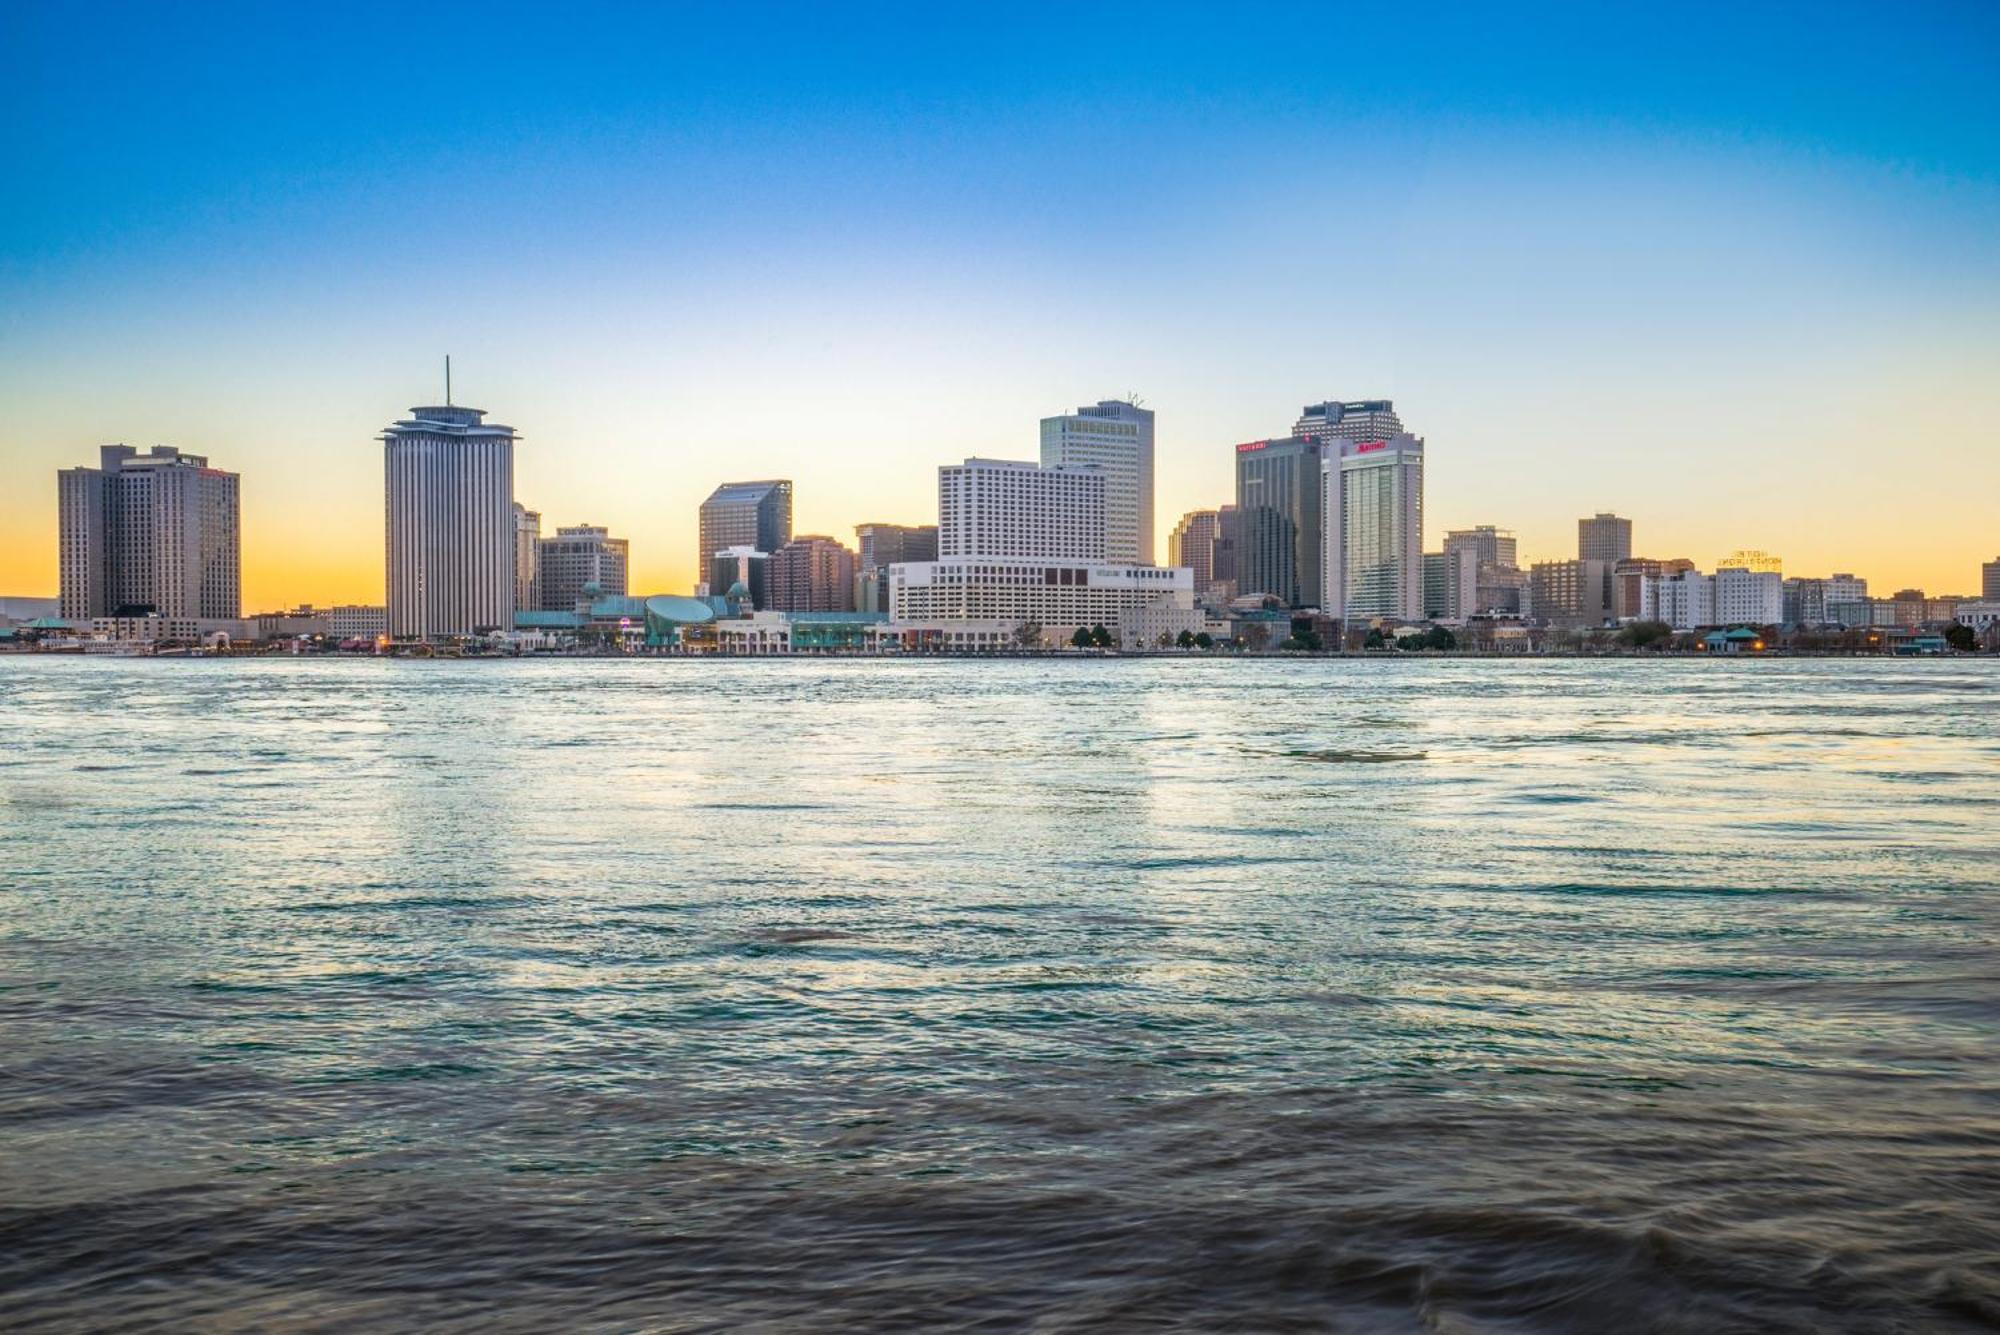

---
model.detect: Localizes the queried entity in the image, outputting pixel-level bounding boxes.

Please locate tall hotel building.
[941,458,1105,560]
[1442,525,1523,619]
[1235,436,1328,608]
[1295,400,1404,445]
[1040,400,1154,563]
[891,458,1190,627]
[513,503,541,611]
[58,445,240,620]
[1169,509,1222,593]
[855,522,938,612]
[538,524,629,609]
[382,403,518,638]
[769,535,858,612]
[698,480,792,581]
[1321,434,1425,621]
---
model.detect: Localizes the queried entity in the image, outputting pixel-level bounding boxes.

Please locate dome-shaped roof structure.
[643,595,717,625]
[726,580,750,600]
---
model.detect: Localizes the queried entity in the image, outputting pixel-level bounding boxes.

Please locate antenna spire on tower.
[445,355,452,406]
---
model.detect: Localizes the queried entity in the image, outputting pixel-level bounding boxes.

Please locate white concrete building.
[1118,596,1207,650]
[1641,569,1714,630]
[89,615,245,645]
[1954,601,2000,636]
[899,453,1191,639]
[890,559,1191,628]
[1040,400,1154,563]
[325,605,387,640]
[1640,568,1782,630]
[383,403,518,639]
[939,458,1106,562]
[1714,568,1784,625]
[1320,434,1425,621]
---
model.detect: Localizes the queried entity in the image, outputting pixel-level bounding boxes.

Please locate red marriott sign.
[1356,440,1387,453]
[1235,440,1270,453]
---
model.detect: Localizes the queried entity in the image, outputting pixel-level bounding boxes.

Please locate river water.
[1,657,1995,1331]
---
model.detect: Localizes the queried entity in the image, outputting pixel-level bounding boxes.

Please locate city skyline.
[4,3,1998,606]
[19,378,2000,616]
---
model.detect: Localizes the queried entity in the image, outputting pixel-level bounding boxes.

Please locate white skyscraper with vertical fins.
[382,390,518,639]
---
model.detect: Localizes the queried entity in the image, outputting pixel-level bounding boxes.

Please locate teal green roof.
[644,595,717,625]
[782,612,888,625]
[515,610,584,629]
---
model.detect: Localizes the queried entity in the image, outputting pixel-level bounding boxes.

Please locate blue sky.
[3,1,1996,602]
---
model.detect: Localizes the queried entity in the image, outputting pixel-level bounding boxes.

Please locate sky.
[3,0,1997,607]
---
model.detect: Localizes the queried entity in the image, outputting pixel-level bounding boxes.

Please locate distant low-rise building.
[1783,574,1868,627]
[1529,559,1614,627]
[1641,567,1781,630]
[1614,558,1695,620]
[325,605,388,640]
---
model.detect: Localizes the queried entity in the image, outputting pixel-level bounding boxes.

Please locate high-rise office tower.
[698,481,792,582]
[1530,559,1615,626]
[855,523,939,575]
[383,402,518,638]
[939,458,1105,560]
[1443,525,1518,569]
[1578,512,1633,563]
[57,445,240,620]
[539,524,629,609]
[1235,436,1328,608]
[1039,400,1154,563]
[710,546,769,609]
[854,522,939,613]
[1422,553,1450,620]
[769,535,858,612]
[1983,558,2000,601]
[513,503,541,612]
[1169,509,1222,592]
[1212,505,1240,597]
[1294,399,1404,444]
[1322,434,1425,620]
[1442,525,1522,618]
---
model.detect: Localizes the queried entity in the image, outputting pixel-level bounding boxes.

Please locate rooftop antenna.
[445,355,452,407]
